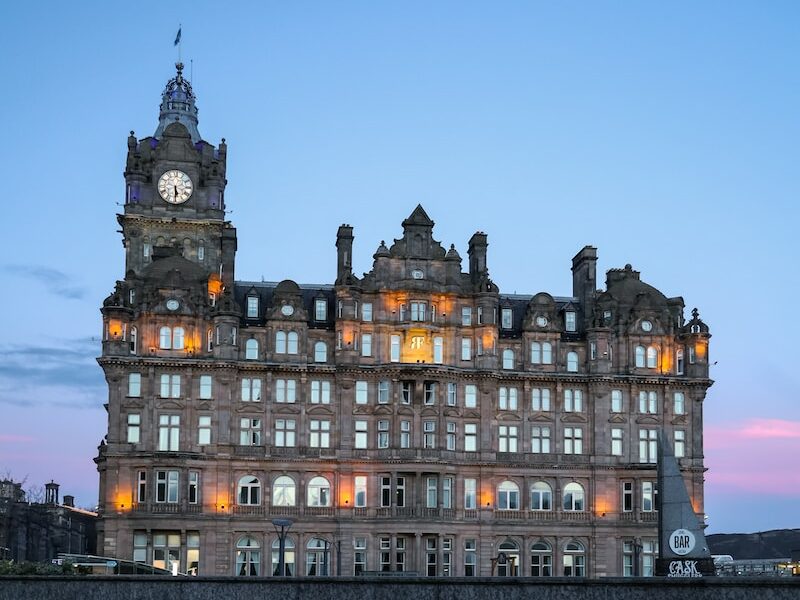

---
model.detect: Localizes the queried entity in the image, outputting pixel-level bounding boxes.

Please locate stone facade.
[95,63,713,578]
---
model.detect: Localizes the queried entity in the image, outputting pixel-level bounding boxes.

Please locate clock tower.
[119,62,236,287]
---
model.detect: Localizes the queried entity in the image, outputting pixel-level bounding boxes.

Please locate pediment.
[197,401,214,411]
[155,399,184,410]
[635,415,660,425]
[463,410,482,419]
[420,407,439,417]
[374,405,394,416]
[397,406,414,416]
[273,406,301,416]
[497,412,523,421]
[670,415,688,426]
[236,404,263,414]
[608,414,627,424]
[560,413,588,424]
[529,413,554,423]
[443,408,461,417]
[122,399,146,409]
[307,405,334,416]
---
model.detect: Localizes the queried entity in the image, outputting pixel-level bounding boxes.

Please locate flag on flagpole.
[174,27,182,46]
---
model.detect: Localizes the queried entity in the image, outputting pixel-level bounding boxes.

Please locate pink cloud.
[705,418,800,496]
[0,433,35,443]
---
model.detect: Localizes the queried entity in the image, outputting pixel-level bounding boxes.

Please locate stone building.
[95,63,713,577]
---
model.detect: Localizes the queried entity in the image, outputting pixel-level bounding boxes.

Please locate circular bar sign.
[669,529,696,555]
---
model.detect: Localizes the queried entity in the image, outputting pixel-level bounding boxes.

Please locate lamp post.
[271,518,293,576]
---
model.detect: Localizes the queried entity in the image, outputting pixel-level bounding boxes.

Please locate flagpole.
[178,23,182,63]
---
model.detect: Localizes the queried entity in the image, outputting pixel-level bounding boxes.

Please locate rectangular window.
[395,537,406,571]
[442,477,453,509]
[198,415,211,445]
[446,382,457,406]
[423,420,436,449]
[274,419,296,447]
[309,419,331,448]
[446,421,456,450]
[498,425,518,453]
[464,478,477,510]
[354,476,367,508]
[461,306,472,326]
[160,374,180,398]
[499,387,518,410]
[639,391,657,414]
[477,306,483,325]
[622,481,633,512]
[531,388,550,412]
[310,380,331,404]
[158,415,180,451]
[426,538,437,576]
[464,423,477,452]
[137,471,147,503]
[241,378,262,402]
[246,296,259,318]
[128,373,141,397]
[674,392,685,415]
[275,379,296,403]
[464,539,477,576]
[531,426,550,453]
[401,381,413,404]
[426,477,438,508]
[381,477,391,507]
[461,338,471,361]
[611,428,623,456]
[396,477,406,507]
[377,380,390,404]
[565,311,576,332]
[433,336,443,364]
[390,335,401,362]
[126,413,140,443]
[590,341,597,360]
[564,427,583,454]
[362,303,373,322]
[155,470,179,503]
[501,308,513,329]
[199,375,213,400]
[361,334,372,357]
[674,430,686,458]
[355,380,368,404]
[188,471,199,504]
[623,541,634,577]
[410,301,426,321]
[639,429,658,463]
[642,481,657,512]
[239,418,261,446]
[400,420,411,448]
[354,538,367,576]
[354,420,368,449]
[465,384,477,408]
[611,389,623,413]
[315,299,327,321]
[564,389,583,412]
[377,420,390,448]
[380,536,391,571]
[424,381,437,405]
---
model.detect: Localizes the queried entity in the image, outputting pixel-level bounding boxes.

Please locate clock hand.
[174,185,178,201]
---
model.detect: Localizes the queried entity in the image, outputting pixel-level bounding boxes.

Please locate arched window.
[207,329,213,352]
[287,331,298,354]
[276,331,287,354]
[566,351,578,372]
[496,539,520,576]
[237,476,261,505]
[497,480,520,510]
[272,475,296,506]
[563,541,586,576]
[530,342,541,364]
[307,476,331,507]
[634,345,646,368]
[172,327,185,350]
[502,349,514,370]
[314,341,327,363]
[542,342,553,364]
[646,346,658,369]
[271,537,296,576]
[245,338,259,360]
[676,348,685,374]
[305,538,330,576]
[562,482,584,511]
[129,326,138,355]
[159,326,172,349]
[530,482,552,511]
[235,536,261,576]
[530,541,552,576]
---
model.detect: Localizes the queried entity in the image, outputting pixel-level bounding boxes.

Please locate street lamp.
[271,518,293,576]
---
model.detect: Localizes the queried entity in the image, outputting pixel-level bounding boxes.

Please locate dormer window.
[315,299,327,321]
[246,296,259,319]
[565,311,576,332]
[501,308,513,329]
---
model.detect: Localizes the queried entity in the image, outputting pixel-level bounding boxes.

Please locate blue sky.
[0,1,798,533]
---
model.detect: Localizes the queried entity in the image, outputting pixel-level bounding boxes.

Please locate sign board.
[668,529,695,556]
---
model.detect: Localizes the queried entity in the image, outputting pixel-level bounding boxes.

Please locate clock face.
[641,320,653,332]
[411,269,424,279]
[166,299,180,311]
[281,304,294,316]
[536,316,548,327]
[158,169,193,204]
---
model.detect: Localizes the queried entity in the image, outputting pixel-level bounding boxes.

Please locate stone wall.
[1,576,799,600]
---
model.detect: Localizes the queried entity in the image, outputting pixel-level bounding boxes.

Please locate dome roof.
[154,62,202,144]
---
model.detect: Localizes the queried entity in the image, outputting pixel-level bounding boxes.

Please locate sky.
[0,1,798,534]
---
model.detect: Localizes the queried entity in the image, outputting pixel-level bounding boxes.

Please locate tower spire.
[154,60,202,143]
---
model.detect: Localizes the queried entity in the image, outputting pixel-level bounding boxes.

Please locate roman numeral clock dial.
[158,169,193,204]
